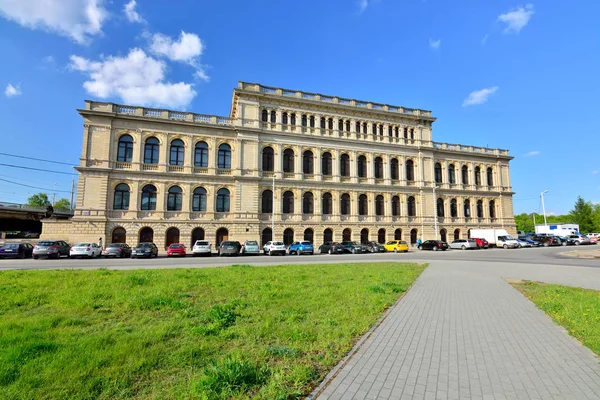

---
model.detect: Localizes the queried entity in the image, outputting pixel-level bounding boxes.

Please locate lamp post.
[271,173,277,241]
[541,190,549,226]
[433,183,438,239]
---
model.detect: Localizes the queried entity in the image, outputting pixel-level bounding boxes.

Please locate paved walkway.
[311,261,600,400]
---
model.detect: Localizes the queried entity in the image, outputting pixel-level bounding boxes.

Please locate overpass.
[0,202,73,238]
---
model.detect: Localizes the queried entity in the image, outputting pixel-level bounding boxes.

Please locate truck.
[469,229,520,248]
[534,224,579,236]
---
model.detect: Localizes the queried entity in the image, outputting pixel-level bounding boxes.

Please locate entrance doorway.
[112,227,126,243]
[342,228,351,242]
[261,228,272,246]
[139,227,153,243]
[410,229,418,245]
[166,227,180,247]
[191,227,205,247]
[216,228,228,246]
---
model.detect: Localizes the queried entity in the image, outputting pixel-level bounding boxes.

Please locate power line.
[0,163,73,176]
[0,152,75,166]
[0,178,73,193]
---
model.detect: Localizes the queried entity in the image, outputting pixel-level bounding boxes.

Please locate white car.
[263,241,286,256]
[449,239,478,250]
[192,240,212,257]
[69,242,102,258]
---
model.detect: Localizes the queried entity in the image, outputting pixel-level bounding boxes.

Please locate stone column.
[315,147,322,180]
[235,139,243,176]
[350,150,358,184]
[209,137,217,174]
[160,135,169,172]
[332,148,340,183]
[295,145,302,178]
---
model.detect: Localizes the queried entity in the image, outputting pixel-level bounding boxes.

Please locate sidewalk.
[312,261,600,399]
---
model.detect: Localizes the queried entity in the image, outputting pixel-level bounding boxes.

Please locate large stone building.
[42,81,516,248]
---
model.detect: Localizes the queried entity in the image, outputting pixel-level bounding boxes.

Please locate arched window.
[194,141,209,167]
[283,228,294,246]
[477,200,484,218]
[406,160,415,181]
[355,121,361,133]
[261,228,272,247]
[394,126,399,138]
[261,190,273,213]
[262,147,274,172]
[191,228,205,247]
[395,228,402,240]
[321,152,332,176]
[434,163,443,184]
[282,112,288,125]
[283,191,294,214]
[327,118,333,130]
[301,114,307,127]
[474,166,481,186]
[144,137,160,164]
[340,154,350,177]
[388,126,393,137]
[139,227,153,243]
[374,157,383,179]
[462,165,469,184]
[270,110,276,123]
[410,128,414,139]
[487,167,494,187]
[448,164,456,184]
[290,113,296,125]
[450,198,458,217]
[218,144,231,169]
[323,228,333,242]
[407,196,416,216]
[302,192,314,214]
[167,186,182,211]
[392,196,400,216]
[464,199,471,218]
[216,227,228,246]
[169,139,185,166]
[338,119,343,131]
[117,135,133,162]
[378,229,386,244]
[261,109,268,122]
[403,127,408,139]
[111,227,126,243]
[192,187,207,212]
[489,200,496,218]
[340,193,350,215]
[322,192,332,215]
[440,229,447,243]
[283,149,294,173]
[358,194,368,215]
[437,198,445,217]
[345,120,350,132]
[379,125,384,136]
[304,228,314,243]
[320,117,326,129]
[357,155,367,178]
[375,195,384,216]
[216,188,230,212]
[113,183,130,210]
[166,227,180,247]
[342,228,351,242]
[303,150,314,174]
[140,184,157,210]
[372,123,377,135]
[390,158,399,180]
[410,229,418,244]
[362,122,367,134]
[360,228,369,244]
[309,116,315,128]
[454,229,460,241]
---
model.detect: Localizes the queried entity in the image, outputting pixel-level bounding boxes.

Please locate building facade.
[42,81,516,248]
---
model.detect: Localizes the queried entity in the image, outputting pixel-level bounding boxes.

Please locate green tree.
[53,198,71,210]
[27,193,51,208]
[569,196,595,233]
[514,212,535,233]
[592,203,600,233]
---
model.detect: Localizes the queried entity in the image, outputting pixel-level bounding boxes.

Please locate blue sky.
[1,0,599,215]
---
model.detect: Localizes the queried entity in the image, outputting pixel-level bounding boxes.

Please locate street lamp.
[433,182,439,239]
[271,173,278,241]
[541,190,549,226]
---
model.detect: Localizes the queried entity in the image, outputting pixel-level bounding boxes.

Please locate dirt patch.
[560,248,600,259]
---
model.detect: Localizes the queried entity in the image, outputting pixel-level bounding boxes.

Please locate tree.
[27,193,51,208]
[53,198,71,211]
[514,212,534,233]
[569,196,595,233]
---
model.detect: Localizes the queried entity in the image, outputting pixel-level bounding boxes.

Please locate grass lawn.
[513,281,600,356]
[0,262,425,399]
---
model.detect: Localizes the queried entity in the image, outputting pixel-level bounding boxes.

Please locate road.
[1,246,598,270]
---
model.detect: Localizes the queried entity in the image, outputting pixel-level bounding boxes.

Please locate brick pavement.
[311,261,600,400]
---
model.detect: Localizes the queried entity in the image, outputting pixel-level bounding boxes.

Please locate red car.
[166,243,187,257]
[473,238,489,249]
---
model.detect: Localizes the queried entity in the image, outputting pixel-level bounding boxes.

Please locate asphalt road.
[1,246,598,270]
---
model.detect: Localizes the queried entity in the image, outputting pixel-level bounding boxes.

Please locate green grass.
[513,281,600,356]
[0,262,425,399]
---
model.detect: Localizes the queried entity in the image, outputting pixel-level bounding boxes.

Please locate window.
[378,229,386,243]
[113,183,130,210]
[374,157,383,179]
[410,128,414,139]
[340,154,350,177]
[282,112,288,125]
[358,155,367,178]
[489,200,496,218]
[167,186,182,211]
[144,137,160,164]
[406,160,415,181]
[309,116,315,128]
[320,117,326,129]
[403,127,408,139]
[448,164,456,184]
[362,122,367,134]
[194,141,208,167]
[372,123,377,135]
[261,190,273,213]
[477,200,483,218]
[290,113,296,125]
[394,126,399,138]
[304,228,314,243]
[375,195,384,216]
[487,167,494,187]
[192,187,207,212]
[283,191,294,213]
[301,115,307,127]
[117,135,133,162]
[437,198,445,217]
[379,125,383,136]
[464,199,471,217]
[328,118,333,130]
[396,228,403,241]
[321,152,332,176]
[355,121,361,133]
[474,166,481,186]
[324,228,333,242]
[450,199,458,217]
[140,184,157,210]
[390,158,399,180]
[322,192,332,214]
[338,119,343,131]
[358,194,368,215]
[270,110,276,123]
[345,120,350,132]
[462,165,469,185]
[262,147,274,172]
[283,149,294,173]
[302,192,314,214]
[261,109,268,122]
[216,188,230,212]
[169,139,185,166]
[218,144,231,169]
[388,126,393,137]
[407,196,416,216]
[340,193,350,215]
[392,196,400,216]
[434,163,443,184]
[303,150,314,174]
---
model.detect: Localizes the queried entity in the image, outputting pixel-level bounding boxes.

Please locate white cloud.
[358,0,368,13]
[525,150,540,157]
[4,83,21,97]
[593,170,599,175]
[149,30,208,81]
[124,0,144,23]
[69,48,196,108]
[429,38,441,50]
[498,4,534,34]
[462,86,498,107]
[481,34,489,46]
[0,0,108,44]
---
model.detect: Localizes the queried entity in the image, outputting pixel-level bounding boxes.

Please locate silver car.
[568,235,591,245]
[450,239,478,250]
[70,242,102,258]
[33,240,70,259]
[241,240,260,255]
[192,240,212,257]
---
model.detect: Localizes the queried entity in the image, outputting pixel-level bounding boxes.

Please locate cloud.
[357,0,368,13]
[462,86,498,107]
[4,84,22,97]
[498,4,534,34]
[429,38,441,50]
[149,30,208,81]
[124,0,144,23]
[593,170,599,175]
[525,150,540,157]
[69,48,196,108]
[0,0,108,44]
[481,34,489,46]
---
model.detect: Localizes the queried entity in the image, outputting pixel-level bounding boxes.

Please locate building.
[42,81,516,248]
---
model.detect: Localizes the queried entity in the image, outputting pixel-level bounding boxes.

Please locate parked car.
[219,241,241,256]
[318,241,344,254]
[131,242,159,258]
[102,243,132,258]
[33,240,70,259]
[450,239,478,250]
[472,238,489,249]
[241,240,260,255]
[0,243,34,259]
[567,234,591,246]
[531,235,563,247]
[192,240,212,257]
[340,241,363,254]
[288,241,314,255]
[557,236,575,246]
[166,243,187,257]
[383,240,409,253]
[521,238,542,247]
[516,239,532,248]
[418,240,449,251]
[70,242,102,258]
[589,236,598,244]
[363,241,385,253]
[263,241,286,256]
